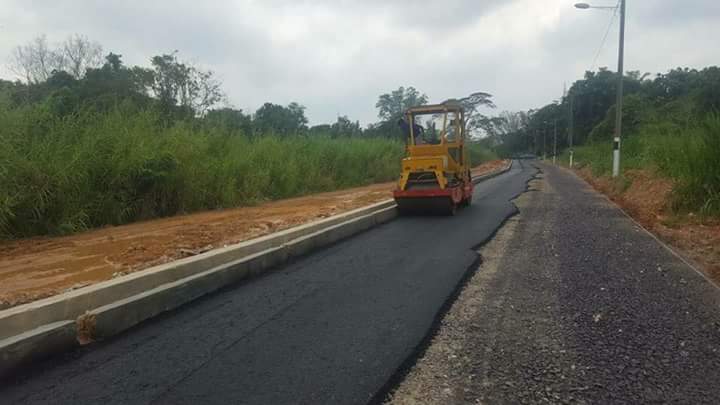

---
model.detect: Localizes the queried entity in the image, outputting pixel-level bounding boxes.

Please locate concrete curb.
[0,162,511,378]
[472,159,513,184]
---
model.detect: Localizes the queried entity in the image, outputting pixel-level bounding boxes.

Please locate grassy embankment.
[561,113,720,218]
[0,106,497,238]
[468,142,498,168]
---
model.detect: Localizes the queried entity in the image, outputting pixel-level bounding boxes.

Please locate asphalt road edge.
[369,159,536,405]
[0,161,513,379]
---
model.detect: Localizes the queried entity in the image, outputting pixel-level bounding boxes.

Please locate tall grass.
[567,113,720,216]
[648,114,720,214]
[0,106,404,238]
[468,142,498,167]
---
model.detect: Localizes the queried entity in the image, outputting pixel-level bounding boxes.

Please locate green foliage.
[375,86,428,122]
[493,64,720,218]
[149,51,224,117]
[443,92,496,135]
[253,102,308,135]
[569,114,720,216]
[202,108,252,135]
[0,106,403,238]
[467,142,498,166]
[647,114,720,215]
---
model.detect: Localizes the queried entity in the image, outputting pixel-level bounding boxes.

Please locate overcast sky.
[1,0,718,125]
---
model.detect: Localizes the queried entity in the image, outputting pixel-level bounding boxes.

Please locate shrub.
[0,107,404,238]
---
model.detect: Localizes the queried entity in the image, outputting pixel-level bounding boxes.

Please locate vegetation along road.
[4,160,720,404]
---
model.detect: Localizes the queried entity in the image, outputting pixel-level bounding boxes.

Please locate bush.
[649,114,720,215]
[0,107,404,238]
[467,142,498,166]
[569,113,720,216]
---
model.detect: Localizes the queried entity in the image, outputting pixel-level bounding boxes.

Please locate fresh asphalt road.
[1,161,537,404]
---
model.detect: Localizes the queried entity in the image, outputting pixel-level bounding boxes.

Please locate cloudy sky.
[1,0,718,125]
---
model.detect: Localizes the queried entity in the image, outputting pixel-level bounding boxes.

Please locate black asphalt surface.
[1,161,537,404]
[426,162,720,404]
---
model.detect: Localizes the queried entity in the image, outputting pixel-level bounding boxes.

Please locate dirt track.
[0,160,507,308]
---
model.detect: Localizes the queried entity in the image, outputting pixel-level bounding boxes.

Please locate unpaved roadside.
[0,160,507,308]
[575,167,720,284]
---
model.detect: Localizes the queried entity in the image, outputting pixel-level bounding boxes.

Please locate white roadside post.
[553,119,558,164]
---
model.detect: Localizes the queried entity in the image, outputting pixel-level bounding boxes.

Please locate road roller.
[393,103,473,215]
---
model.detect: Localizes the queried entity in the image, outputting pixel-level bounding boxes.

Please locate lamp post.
[553,119,558,164]
[575,0,626,177]
[569,94,574,168]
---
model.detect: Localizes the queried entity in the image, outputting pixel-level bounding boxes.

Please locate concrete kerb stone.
[0,320,77,377]
[0,164,505,378]
[472,160,513,185]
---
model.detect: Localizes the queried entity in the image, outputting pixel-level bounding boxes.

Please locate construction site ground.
[0,160,508,309]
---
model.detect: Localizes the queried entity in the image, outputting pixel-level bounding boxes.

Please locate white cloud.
[1,0,718,125]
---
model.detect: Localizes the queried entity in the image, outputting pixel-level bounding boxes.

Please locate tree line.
[2,34,499,141]
[485,66,720,157]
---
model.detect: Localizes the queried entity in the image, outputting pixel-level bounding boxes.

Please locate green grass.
[0,106,405,238]
[468,142,498,167]
[562,113,720,216]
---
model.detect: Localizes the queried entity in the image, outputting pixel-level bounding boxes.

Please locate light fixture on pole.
[575,0,626,177]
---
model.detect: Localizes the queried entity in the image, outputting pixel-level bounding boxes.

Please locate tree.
[78,53,155,111]
[150,51,225,117]
[330,115,362,137]
[203,108,253,135]
[8,34,103,83]
[443,91,496,136]
[60,34,103,79]
[8,35,63,84]
[497,111,530,134]
[375,86,428,122]
[253,102,308,135]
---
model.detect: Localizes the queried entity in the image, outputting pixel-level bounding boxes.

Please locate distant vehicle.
[393,103,473,215]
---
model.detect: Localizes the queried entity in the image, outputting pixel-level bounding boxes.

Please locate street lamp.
[575,0,626,177]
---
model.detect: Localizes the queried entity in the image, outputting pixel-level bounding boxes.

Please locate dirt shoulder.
[574,166,720,284]
[0,160,507,308]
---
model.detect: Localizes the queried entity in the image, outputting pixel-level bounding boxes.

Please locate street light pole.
[612,0,626,177]
[575,0,626,177]
[569,94,574,168]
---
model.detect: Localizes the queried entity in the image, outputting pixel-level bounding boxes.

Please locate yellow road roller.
[393,103,473,215]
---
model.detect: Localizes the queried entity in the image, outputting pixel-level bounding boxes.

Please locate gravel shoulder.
[576,167,720,285]
[388,162,720,404]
